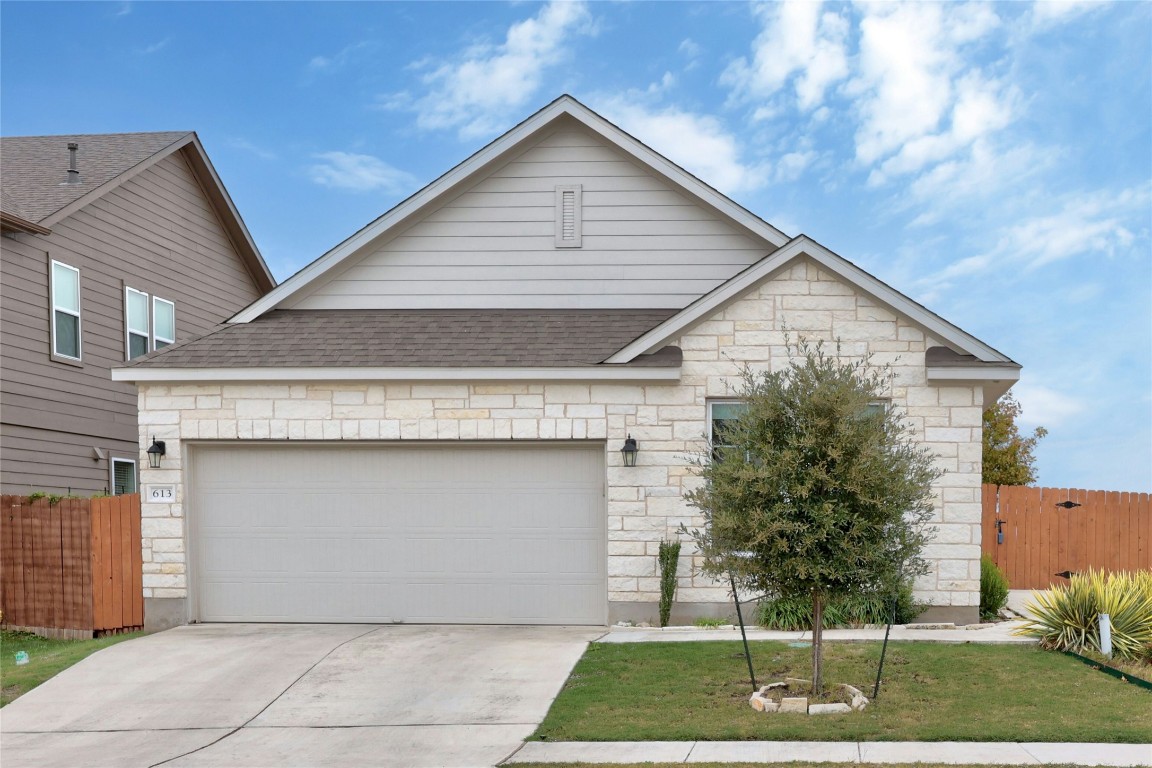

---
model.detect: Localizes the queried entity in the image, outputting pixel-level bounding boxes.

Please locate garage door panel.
[192,443,606,624]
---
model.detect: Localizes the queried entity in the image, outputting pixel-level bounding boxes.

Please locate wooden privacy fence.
[0,494,142,637]
[982,484,1151,590]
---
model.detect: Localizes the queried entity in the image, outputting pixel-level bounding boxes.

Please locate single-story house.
[114,95,1020,630]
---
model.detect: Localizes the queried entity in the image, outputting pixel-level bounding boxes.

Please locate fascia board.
[182,135,276,292]
[111,365,682,384]
[230,95,789,324]
[607,235,1015,365]
[39,133,195,229]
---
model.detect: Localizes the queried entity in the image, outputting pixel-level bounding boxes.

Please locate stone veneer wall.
[136,261,984,627]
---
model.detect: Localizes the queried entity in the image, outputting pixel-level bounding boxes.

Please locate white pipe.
[1099,613,1112,658]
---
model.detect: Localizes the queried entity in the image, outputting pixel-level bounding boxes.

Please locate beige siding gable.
[287,123,778,310]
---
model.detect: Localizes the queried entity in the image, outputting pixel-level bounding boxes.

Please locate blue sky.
[3,1,1149,492]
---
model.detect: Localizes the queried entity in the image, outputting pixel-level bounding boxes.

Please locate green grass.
[511,764,1097,768]
[532,641,1152,743]
[1,629,143,706]
[511,764,1095,768]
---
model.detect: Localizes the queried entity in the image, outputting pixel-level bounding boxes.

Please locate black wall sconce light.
[620,435,638,467]
[146,437,167,469]
[1055,500,1081,509]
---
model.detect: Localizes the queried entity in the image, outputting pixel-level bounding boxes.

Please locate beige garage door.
[190,443,606,624]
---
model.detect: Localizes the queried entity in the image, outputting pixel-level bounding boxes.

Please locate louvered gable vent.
[554,184,582,248]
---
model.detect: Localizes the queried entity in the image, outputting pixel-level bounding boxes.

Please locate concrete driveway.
[0,624,601,768]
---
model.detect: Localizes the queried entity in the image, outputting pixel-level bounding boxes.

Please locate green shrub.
[657,539,681,628]
[1015,569,1152,660]
[758,579,922,630]
[693,616,727,628]
[980,554,1010,620]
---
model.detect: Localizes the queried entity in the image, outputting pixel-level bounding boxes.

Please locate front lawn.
[1,629,143,706]
[532,641,1152,743]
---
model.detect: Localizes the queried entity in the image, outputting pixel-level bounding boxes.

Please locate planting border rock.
[749,680,869,716]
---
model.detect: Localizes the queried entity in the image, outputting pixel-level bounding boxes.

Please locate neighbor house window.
[50,260,82,360]
[153,297,175,349]
[112,458,137,495]
[125,287,175,359]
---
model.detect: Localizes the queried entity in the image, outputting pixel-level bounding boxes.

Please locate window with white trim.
[50,260,82,360]
[124,286,175,359]
[708,400,747,459]
[111,458,137,495]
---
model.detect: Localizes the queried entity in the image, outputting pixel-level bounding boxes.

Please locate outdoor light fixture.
[620,435,638,467]
[146,437,166,469]
[1055,570,1076,579]
[1055,500,1082,509]
[995,518,1006,545]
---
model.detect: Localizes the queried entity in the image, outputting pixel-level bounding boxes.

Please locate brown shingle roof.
[1,132,191,223]
[124,309,683,369]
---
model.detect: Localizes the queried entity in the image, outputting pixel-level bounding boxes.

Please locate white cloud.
[596,95,768,195]
[1011,381,1085,428]
[1030,0,1107,27]
[227,138,277,161]
[722,1,850,111]
[397,1,593,140]
[308,41,373,74]
[308,152,417,194]
[678,38,701,59]
[137,38,170,56]
[919,183,1149,289]
[850,3,1005,172]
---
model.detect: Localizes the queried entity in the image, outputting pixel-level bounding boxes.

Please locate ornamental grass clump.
[1015,568,1152,661]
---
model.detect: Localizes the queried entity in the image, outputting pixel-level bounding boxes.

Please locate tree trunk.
[811,588,824,695]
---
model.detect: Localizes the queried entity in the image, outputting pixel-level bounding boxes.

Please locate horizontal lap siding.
[0,150,263,494]
[289,124,776,310]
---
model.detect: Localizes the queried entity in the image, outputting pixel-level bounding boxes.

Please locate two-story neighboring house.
[1,132,275,496]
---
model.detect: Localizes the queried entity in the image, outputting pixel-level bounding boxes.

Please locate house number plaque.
[147,485,175,502]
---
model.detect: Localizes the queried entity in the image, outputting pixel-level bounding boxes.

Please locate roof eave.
[111,365,682,384]
[0,210,51,235]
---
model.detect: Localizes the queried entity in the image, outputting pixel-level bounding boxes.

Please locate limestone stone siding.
[136,260,983,613]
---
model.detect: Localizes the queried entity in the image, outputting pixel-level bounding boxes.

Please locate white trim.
[606,235,1016,366]
[112,365,682,384]
[229,95,790,324]
[50,259,82,361]
[927,366,1021,382]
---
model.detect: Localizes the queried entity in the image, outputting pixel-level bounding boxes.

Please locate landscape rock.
[762,701,780,713]
[784,677,812,688]
[838,684,863,698]
[779,696,808,714]
[851,694,869,710]
[749,692,766,712]
[809,703,852,715]
[759,682,788,693]
[905,622,956,630]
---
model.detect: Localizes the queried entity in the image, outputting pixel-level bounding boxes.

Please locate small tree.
[685,340,940,694]
[982,393,1047,486]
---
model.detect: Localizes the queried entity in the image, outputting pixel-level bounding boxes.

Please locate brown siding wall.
[1,150,265,494]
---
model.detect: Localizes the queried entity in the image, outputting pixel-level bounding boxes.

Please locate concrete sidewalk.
[506,740,1152,765]
[598,619,1036,645]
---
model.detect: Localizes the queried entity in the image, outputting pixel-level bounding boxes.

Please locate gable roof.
[230,94,789,323]
[605,234,1021,368]
[0,131,276,293]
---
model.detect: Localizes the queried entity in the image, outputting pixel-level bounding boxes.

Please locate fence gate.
[0,494,142,637]
[981,484,1151,590]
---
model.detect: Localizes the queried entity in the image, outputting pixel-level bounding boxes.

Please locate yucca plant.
[1015,569,1152,660]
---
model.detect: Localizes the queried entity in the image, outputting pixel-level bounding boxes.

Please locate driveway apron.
[0,624,600,768]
